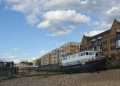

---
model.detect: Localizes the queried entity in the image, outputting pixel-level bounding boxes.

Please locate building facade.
[38,42,80,66]
[80,20,120,60]
[58,42,80,62]
[40,53,51,65]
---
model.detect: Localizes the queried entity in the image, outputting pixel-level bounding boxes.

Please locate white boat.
[60,50,106,72]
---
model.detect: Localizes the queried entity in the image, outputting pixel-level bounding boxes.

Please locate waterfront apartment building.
[80,20,120,60]
[39,42,80,66]
[40,53,51,65]
[58,42,80,62]
[39,49,60,66]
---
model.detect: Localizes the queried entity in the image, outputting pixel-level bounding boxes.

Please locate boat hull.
[61,58,106,73]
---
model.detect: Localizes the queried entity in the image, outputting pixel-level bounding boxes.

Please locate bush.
[106,57,120,69]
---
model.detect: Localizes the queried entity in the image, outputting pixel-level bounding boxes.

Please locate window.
[81,52,85,56]
[116,33,120,48]
[116,33,120,40]
[96,53,98,56]
[86,52,88,55]
[88,52,93,55]
[116,40,120,48]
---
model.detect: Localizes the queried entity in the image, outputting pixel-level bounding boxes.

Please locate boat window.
[88,52,93,55]
[78,53,81,56]
[63,57,67,60]
[81,52,85,56]
[69,56,71,59]
[96,53,98,56]
[86,52,88,55]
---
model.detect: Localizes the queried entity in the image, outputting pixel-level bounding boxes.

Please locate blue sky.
[0,0,120,63]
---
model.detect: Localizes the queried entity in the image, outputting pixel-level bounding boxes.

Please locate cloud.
[1,56,38,63]
[106,6,119,15]
[0,49,50,63]
[85,23,111,37]
[106,6,120,21]
[85,21,112,36]
[48,27,73,37]
[0,55,25,63]
[80,0,88,4]
[4,0,120,36]
[39,10,90,27]
[37,10,90,36]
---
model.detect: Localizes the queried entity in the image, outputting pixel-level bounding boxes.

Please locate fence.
[0,62,17,78]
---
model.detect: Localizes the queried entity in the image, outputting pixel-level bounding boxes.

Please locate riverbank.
[0,69,120,86]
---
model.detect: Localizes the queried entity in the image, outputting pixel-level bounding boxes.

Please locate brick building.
[40,53,51,65]
[80,19,120,60]
[38,42,80,66]
[58,42,80,62]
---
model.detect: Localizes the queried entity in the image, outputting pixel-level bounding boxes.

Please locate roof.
[60,42,80,48]
[85,19,120,39]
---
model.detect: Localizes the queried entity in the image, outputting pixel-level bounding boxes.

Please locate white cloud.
[94,21,111,30]
[106,6,119,15]
[44,10,90,24]
[49,27,73,37]
[7,56,37,63]
[38,20,51,28]
[80,0,89,4]
[37,10,90,36]
[0,47,49,63]
[85,21,112,36]
[106,6,120,21]
[0,56,25,63]
[4,0,120,36]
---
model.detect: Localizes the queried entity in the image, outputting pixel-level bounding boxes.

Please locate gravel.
[0,69,120,86]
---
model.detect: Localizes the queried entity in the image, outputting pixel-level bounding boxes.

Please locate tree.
[35,59,41,66]
[20,61,33,65]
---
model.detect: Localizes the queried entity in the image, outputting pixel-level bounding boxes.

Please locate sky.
[0,0,120,63]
